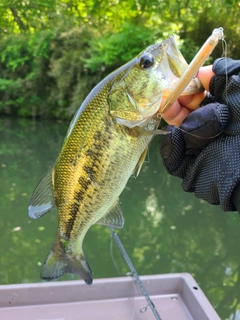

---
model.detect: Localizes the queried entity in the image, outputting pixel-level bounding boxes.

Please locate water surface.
[0,117,240,319]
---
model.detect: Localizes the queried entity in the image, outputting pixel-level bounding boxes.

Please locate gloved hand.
[160,58,240,212]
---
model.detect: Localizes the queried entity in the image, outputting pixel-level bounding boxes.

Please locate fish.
[28,36,202,285]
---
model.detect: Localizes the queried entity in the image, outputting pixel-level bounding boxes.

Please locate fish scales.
[55,86,150,240]
[28,35,203,284]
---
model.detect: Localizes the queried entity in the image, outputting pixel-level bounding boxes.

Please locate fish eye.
[139,54,155,69]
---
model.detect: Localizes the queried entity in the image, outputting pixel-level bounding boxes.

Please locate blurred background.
[0,1,240,319]
[0,0,238,119]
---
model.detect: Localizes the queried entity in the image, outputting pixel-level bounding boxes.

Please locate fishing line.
[109,227,162,320]
[221,38,229,105]
[110,236,141,320]
[109,237,139,320]
[109,235,122,275]
[178,127,223,140]
[110,232,132,276]
[159,121,224,140]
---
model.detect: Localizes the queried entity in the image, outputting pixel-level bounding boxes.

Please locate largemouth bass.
[28,36,201,285]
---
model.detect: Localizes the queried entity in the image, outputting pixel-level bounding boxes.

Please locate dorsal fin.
[97,200,124,229]
[28,164,56,219]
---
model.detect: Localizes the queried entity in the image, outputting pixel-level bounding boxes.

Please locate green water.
[0,117,240,319]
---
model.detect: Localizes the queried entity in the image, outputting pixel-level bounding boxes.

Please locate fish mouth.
[113,113,157,129]
[162,77,205,98]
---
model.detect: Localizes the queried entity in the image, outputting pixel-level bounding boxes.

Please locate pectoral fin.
[28,164,56,219]
[97,200,124,228]
[134,147,148,177]
[110,110,143,122]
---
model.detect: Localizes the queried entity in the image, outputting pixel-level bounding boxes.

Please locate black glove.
[160,58,240,212]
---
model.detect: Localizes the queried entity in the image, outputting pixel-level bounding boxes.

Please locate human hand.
[161,65,214,126]
[160,58,240,212]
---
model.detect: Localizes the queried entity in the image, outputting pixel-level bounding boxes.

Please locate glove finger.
[181,134,240,212]
[210,58,240,100]
[181,102,229,156]
[210,59,240,134]
[213,58,240,77]
[160,126,186,177]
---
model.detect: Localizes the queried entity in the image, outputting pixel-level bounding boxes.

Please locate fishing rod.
[109,227,162,320]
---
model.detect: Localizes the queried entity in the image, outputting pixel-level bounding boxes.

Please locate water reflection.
[0,117,240,319]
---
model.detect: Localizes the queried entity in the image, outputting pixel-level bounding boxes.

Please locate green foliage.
[47,27,101,118]
[0,30,54,117]
[0,0,239,118]
[84,22,161,72]
[178,38,199,64]
[0,22,163,119]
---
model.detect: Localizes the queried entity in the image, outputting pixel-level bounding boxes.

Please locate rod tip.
[212,27,224,40]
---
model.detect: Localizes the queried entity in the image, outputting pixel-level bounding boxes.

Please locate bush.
[0,22,161,119]
[0,30,54,118]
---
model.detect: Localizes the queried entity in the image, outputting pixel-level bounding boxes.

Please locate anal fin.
[96,199,124,228]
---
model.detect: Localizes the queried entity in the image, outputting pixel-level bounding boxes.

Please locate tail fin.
[41,241,93,285]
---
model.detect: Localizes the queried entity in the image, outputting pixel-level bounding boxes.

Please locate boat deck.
[0,273,220,320]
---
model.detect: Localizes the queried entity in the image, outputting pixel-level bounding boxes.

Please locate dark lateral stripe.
[65,175,92,239]
[64,121,112,239]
